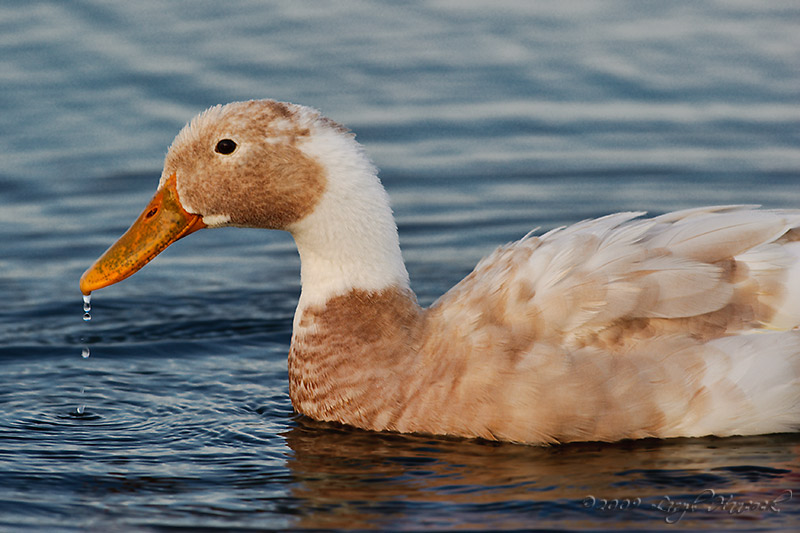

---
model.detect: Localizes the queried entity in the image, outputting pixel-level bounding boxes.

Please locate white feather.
[289,116,409,312]
[693,333,800,436]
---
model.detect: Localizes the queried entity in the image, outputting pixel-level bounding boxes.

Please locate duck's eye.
[215,139,237,155]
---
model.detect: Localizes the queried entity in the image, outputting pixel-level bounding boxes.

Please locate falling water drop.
[82,293,91,312]
[82,293,92,321]
[79,294,92,415]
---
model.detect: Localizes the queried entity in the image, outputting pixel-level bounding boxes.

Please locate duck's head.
[79,99,396,297]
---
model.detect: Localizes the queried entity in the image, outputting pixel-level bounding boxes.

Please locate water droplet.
[82,294,92,321]
[78,295,92,417]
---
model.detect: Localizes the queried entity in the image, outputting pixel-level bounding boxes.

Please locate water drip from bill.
[78,294,92,415]
[83,293,92,321]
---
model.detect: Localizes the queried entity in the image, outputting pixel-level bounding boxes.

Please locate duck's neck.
[285,129,420,428]
[288,127,410,313]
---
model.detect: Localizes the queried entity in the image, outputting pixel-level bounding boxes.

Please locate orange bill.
[79,173,206,295]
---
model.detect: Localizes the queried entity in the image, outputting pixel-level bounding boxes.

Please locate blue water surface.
[1,1,799,531]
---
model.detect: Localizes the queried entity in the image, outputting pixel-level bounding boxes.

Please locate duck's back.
[417,206,800,443]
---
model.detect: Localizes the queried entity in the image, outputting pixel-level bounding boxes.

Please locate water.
[1,1,799,531]
[82,294,91,322]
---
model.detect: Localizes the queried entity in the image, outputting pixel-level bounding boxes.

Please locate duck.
[80,99,800,445]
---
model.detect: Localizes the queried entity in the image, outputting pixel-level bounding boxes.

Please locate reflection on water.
[284,420,800,530]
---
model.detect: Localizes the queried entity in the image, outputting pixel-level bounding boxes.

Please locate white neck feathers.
[288,122,410,310]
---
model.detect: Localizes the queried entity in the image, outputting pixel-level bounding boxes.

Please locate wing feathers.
[436,206,800,346]
[648,210,797,263]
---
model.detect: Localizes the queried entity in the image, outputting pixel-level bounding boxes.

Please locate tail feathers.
[743,241,800,330]
[690,332,800,437]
